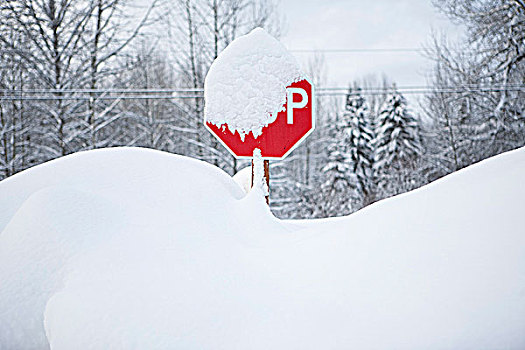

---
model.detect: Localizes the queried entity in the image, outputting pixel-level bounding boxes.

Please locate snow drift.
[1,147,524,349]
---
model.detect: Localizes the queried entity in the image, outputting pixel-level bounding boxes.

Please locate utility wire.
[2,84,524,94]
[2,87,524,101]
[0,88,204,94]
[319,87,525,96]
[1,48,425,54]
[319,83,525,91]
[0,95,203,101]
[289,48,424,53]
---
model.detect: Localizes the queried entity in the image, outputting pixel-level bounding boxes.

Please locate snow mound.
[232,166,252,193]
[1,147,525,349]
[204,28,305,139]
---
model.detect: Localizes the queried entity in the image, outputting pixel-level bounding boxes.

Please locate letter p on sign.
[287,87,308,124]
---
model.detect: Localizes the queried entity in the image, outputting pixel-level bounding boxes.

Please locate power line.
[1,48,425,55]
[319,83,525,91]
[321,87,525,96]
[289,48,424,54]
[1,84,524,101]
[1,84,524,94]
[2,87,524,101]
[0,95,204,101]
[0,88,204,94]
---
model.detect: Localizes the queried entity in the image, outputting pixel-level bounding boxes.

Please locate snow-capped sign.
[204,28,315,159]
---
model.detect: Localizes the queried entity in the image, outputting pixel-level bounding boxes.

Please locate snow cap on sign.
[204,27,305,140]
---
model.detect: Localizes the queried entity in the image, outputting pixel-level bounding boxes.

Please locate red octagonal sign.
[205,78,315,160]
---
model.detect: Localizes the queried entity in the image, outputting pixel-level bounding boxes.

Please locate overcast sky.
[279,0,462,89]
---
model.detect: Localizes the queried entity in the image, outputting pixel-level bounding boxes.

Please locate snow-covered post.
[251,149,270,204]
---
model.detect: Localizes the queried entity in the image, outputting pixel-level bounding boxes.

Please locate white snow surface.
[204,28,305,139]
[1,147,525,349]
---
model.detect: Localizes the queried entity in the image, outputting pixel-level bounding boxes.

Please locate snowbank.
[232,165,252,193]
[204,28,305,139]
[1,147,525,349]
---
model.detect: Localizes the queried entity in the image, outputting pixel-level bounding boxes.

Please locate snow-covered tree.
[425,0,525,176]
[344,88,375,207]
[374,87,422,198]
[0,0,159,173]
[82,0,160,150]
[0,12,36,179]
[0,0,100,159]
[318,107,356,217]
[314,86,377,217]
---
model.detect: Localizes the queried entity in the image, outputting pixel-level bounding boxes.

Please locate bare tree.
[426,0,525,171]
[1,0,99,160]
[81,0,160,149]
[162,0,281,173]
[0,5,37,178]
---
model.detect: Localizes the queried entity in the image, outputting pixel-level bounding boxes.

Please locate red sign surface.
[205,78,315,159]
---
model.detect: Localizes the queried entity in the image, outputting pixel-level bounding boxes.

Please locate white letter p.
[286,88,308,124]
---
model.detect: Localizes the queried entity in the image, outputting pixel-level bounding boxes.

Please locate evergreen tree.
[344,88,375,207]
[373,87,422,198]
[319,109,355,217]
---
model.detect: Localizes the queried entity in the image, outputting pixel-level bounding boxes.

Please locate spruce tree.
[344,88,375,207]
[319,111,355,217]
[373,87,422,198]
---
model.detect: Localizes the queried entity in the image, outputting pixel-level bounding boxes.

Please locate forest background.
[1,0,524,218]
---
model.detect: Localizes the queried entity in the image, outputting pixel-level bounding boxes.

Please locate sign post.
[251,159,270,205]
